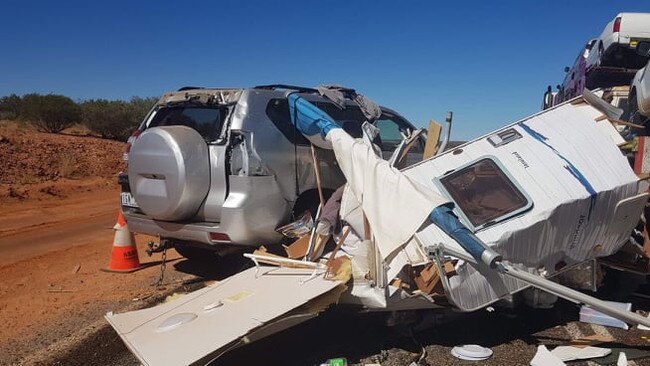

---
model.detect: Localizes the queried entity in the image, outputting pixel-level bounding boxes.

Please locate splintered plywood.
[106,267,341,366]
[423,120,442,159]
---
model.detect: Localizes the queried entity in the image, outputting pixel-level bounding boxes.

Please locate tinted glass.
[266,99,310,145]
[149,106,225,141]
[266,98,416,153]
[266,99,370,144]
[440,159,528,227]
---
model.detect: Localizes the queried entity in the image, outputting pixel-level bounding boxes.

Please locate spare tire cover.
[128,126,210,221]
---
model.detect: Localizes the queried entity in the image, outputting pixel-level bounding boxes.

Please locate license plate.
[121,192,139,207]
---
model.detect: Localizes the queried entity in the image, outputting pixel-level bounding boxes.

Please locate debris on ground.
[530,345,566,366]
[592,347,650,365]
[163,292,186,303]
[450,344,493,361]
[319,357,348,366]
[569,334,615,347]
[580,302,632,330]
[618,351,628,366]
[551,345,611,362]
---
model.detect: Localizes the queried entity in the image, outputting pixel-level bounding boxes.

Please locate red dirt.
[0,120,126,202]
[0,185,186,364]
[0,123,188,364]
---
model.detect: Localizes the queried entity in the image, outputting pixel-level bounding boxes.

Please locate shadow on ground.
[209,301,582,366]
[172,251,254,281]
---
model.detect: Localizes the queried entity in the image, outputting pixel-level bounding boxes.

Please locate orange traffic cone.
[104,211,142,273]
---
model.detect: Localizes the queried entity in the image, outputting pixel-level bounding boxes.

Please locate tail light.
[209,232,231,242]
[613,16,621,33]
[123,129,141,161]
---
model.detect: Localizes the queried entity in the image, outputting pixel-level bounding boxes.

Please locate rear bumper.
[122,175,291,246]
[122,212,231,245]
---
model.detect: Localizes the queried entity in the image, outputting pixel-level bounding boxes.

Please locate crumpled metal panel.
[158,89,243,106]
[402,99,645,311]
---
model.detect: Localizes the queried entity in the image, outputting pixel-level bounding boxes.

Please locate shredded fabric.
[327,129,449,259]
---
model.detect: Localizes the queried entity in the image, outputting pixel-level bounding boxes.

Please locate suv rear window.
[148,106,226,142]
[439,158,530,228]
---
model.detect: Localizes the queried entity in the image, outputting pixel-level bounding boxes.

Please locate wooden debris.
[423,119,442,159]
[309,233,329,261]
[609,118,645,130]
[569,334,615,348]
[250,247,320,269]
[283,235,310,259]
[413,261,456,294]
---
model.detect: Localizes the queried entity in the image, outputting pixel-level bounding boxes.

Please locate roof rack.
[177,86,204,91]
[253,84,318,93]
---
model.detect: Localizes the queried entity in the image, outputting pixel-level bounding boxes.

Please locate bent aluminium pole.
[427,207,650,328]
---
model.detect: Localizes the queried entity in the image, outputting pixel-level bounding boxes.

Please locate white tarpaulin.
[326,129,449,260]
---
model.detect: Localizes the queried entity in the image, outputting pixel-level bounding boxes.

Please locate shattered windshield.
[148,105,226,142]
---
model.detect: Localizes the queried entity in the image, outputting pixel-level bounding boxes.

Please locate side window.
[438,158,531,229]
[374,118,422,153]
[265,97,421,159]
[266,98,368,144]
[374,118,403,151]
[265,99,310,145]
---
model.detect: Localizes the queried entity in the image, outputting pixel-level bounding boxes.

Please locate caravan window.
[439,158,530,228]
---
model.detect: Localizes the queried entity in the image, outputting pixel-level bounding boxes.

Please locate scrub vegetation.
[0,93,156,140]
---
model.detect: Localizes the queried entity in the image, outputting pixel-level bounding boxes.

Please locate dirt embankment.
[0,120,126,202]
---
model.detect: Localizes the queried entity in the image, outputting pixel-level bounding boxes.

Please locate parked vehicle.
[556,39,597,103]
[630,41,650,125]
[542,13,650,110]
[119,85,423,259]
[586,13,650,69]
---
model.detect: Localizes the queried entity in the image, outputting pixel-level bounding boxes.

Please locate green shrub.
[80,97,157,141]
[0,93,157,140]
[0,94,22,119]
[20,94,81,133]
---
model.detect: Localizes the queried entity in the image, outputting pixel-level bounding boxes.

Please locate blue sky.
[0,1,648,140]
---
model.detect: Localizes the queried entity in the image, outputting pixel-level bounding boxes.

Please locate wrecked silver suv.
[119,85,423,259]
